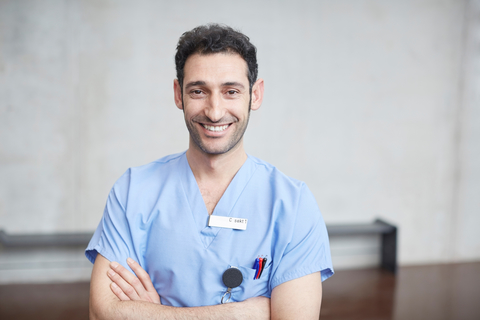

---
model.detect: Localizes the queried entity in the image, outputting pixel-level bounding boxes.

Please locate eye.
[188,89,206,99]
[226,90,238,95]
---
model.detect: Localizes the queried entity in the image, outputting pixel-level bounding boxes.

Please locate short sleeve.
[270,185,334,290]
[85,170,139,273]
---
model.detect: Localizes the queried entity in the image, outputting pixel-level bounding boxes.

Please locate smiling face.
[174,52,263,156]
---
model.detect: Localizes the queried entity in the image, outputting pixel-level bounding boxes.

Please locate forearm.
[90,254,270,320]
[92,297,270,320]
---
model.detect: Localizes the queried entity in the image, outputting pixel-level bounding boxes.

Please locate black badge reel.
[221,267,243,304]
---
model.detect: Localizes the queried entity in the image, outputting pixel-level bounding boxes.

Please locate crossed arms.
[89,253,322,320]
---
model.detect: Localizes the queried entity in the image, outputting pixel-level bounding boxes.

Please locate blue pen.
[252,258,259,280]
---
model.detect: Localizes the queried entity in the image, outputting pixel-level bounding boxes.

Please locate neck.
[186,140,247,184]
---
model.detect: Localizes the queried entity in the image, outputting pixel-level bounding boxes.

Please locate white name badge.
[208,215,248,230]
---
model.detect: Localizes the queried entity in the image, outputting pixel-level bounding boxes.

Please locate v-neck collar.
[179,152,257,249]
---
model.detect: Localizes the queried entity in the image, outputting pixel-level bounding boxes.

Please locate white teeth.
[203,124,229,132]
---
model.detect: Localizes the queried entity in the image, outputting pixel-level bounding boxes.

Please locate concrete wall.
[1,0,479,282]
[454,0,480,262]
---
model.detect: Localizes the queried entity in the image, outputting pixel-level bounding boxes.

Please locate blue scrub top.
[86,152,333,307]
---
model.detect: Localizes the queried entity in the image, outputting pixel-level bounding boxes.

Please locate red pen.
[256,258,263,279]
[259,257,267,279]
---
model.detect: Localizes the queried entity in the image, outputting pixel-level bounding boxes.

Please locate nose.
[204,92,225,123]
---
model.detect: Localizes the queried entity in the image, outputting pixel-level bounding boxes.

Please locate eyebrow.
[222,82,245,89]
[185,81,206,89]
[184,81,246,90]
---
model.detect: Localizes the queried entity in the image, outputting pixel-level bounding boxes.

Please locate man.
[86,24,333,319]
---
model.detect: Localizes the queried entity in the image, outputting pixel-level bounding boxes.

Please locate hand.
[107,257,161,305]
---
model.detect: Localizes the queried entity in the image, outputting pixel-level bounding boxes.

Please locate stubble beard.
[183,95,252,155]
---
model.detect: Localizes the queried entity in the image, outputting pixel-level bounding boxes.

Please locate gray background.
[1,0,479,281]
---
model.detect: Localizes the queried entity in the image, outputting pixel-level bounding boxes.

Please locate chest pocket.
[227,261,273,302]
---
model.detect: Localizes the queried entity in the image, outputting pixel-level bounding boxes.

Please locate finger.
[110,261,146,298]
[110,282,131,301]
[107,267,140,300]
[127,258,156,292]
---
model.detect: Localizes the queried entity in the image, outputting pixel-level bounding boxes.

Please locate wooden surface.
[0,262,479,319]
[0,282,89,320]
[322,262,480,320]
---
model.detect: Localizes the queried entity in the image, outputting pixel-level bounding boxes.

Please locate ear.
[250,78,264,111]
[174,79,183,110]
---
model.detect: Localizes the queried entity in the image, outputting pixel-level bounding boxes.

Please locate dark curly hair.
[175,24,258,92]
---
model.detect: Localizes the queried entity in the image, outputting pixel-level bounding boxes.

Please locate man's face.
[175,53,254,155]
